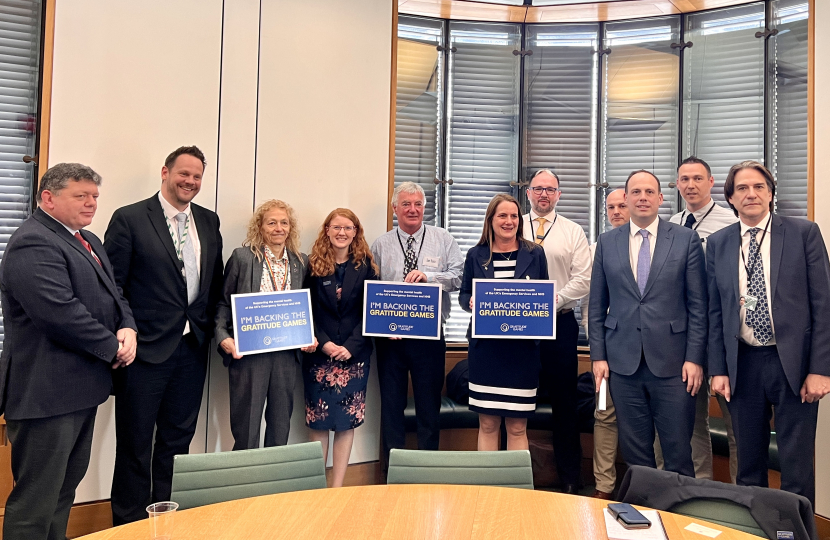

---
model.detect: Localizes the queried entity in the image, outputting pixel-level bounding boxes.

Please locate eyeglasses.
[328,225,356,233]
[529,187,560,195]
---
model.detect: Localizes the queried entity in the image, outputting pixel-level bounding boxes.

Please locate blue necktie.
[745,227,772,345]
[637,229,650,296]
[684,213,696,229]
[175,213,200,305]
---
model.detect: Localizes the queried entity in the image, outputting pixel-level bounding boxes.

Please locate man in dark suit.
[0,163,136,540]
[589,170,707,477]
[105,146,224,525]
[707,160,830,506]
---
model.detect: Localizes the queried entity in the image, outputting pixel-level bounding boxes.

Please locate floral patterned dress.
[303,259,375,431]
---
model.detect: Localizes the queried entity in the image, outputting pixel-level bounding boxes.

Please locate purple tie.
[637,229,650,296]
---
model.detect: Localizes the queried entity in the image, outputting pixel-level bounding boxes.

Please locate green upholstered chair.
[170,441,327,510]
[669,499,768,538]
[386,449,534,490]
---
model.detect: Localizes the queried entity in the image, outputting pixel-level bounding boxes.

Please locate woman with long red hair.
[303,208,378,487]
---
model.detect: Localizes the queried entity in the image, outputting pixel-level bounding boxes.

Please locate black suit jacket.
[0,208,136,420]
[304,257,377,363]
[707,213,830,395]
[104,193,223,363]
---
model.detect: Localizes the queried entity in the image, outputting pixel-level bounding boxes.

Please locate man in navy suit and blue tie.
[707,160,830,506]
[589,170,707,476]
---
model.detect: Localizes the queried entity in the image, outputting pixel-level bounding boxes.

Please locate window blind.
[523,23,598,238]
[444,21,522,342]
[769,0,808,218]
[395,16,444,226]
[0,0,42,353]
[601,17,680,225]
[682,3,765,205]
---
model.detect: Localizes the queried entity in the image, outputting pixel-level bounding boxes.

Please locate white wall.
[810,0,830,518]
[48,0,392,502]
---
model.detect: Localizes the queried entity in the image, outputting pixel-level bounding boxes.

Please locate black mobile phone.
[607,503,652,529]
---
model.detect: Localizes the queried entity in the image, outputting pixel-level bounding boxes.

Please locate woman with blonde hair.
[303,208,377,487]
[459,193,548,451]
[215,199,317,450]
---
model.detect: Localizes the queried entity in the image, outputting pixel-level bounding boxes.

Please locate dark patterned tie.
[684,213,696,229]
[745,227,772,345]
[403,235,417,278]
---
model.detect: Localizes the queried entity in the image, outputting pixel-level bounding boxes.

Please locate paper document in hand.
[604,508,667,540]
[598,378,608,411]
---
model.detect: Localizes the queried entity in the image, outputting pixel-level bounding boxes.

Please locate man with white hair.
[371,182,463,462]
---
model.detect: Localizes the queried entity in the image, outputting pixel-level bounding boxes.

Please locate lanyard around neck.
[680,201,716,232]
[165,215,190,261]
[264,249,289,291]
[740,214,771,284]
[396,227,426,264]
[534,213,558,244]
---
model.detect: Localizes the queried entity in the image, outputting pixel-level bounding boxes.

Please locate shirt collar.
[40,207,79,236]
[739,211,772,236]
[264,245,289,262]
[684,198,715,218]
[158,191,191,221]
[529,209,556,222]
[630,216,660,238]
[397,223,425,240]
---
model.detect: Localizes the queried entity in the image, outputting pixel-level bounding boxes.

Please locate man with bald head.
[589,170,707,476]
[583,188,628,498]
[522,169,592,493]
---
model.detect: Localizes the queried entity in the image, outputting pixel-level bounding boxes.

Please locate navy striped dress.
[466,250,542,418]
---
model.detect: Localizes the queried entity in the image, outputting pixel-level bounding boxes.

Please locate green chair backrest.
[387,449,534,490]
[670,499,769,538]
[170,442,327,510]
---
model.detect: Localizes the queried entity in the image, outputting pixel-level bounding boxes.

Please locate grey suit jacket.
[215,246,309,366]
[707,214,830,396]
[588,219,708,377]
[0,208,136,419]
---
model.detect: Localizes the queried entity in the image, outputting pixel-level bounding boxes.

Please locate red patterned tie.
[75,232,101,266]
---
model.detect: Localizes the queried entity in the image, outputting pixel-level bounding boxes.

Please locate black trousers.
[376,335,446,462]
[729,343,818,506]
[610,356,696,477]
[538,311,582,486]
[4,407,96,540]
[111,333,208,525]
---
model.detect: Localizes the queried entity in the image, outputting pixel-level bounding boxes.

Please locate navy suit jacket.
[706,213,830,396]
[0,208,136,420]
[104,194,224,363]
[304,258,377,364]
[589,219,707,377]
[459,242,549,339]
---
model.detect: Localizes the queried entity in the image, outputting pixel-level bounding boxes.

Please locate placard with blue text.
[231,290,315,355]
[472,279,556,339]
[363,281,442,340]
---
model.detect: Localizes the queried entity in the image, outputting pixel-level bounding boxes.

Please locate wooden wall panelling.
[398,0,527,23]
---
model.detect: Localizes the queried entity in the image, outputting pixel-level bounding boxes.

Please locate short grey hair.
[37,163,102,203]
[391,181,425,207]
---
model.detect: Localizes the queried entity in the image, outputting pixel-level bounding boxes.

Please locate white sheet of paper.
[598,378,608,411]
[684,523,723,538]
[603,509,667,540]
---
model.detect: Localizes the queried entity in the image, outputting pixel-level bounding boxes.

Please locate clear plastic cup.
[146,501,178,540]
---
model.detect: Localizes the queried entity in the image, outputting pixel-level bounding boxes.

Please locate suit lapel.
[287,250,302,290]
[725,223,742,305]
[642,219,673,298]
[615,224,639,295]
[251,251,264,292]
[769,213,783,305]
[32,209,122,301]
[513,246,532,279]
[478,248,496,279]
[339,261,359,312]
[147,196,182,272]
[191,205,212,294]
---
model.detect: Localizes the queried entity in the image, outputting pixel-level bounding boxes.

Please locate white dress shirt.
[522,210,592,311]
[158,191,201,334]
[738,212,775,346]
[629,217,660,285]
[669,198,738,247]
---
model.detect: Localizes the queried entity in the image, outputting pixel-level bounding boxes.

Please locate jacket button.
[640,301,644,305]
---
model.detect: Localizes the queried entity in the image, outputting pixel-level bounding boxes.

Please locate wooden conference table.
[79,484,762,540]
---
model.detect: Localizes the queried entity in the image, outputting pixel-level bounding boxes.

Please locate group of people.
[0,143,828,540]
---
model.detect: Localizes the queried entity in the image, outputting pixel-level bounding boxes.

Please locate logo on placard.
[500,323,509,332]
[263,336,272,345]
[389,323,398,331]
